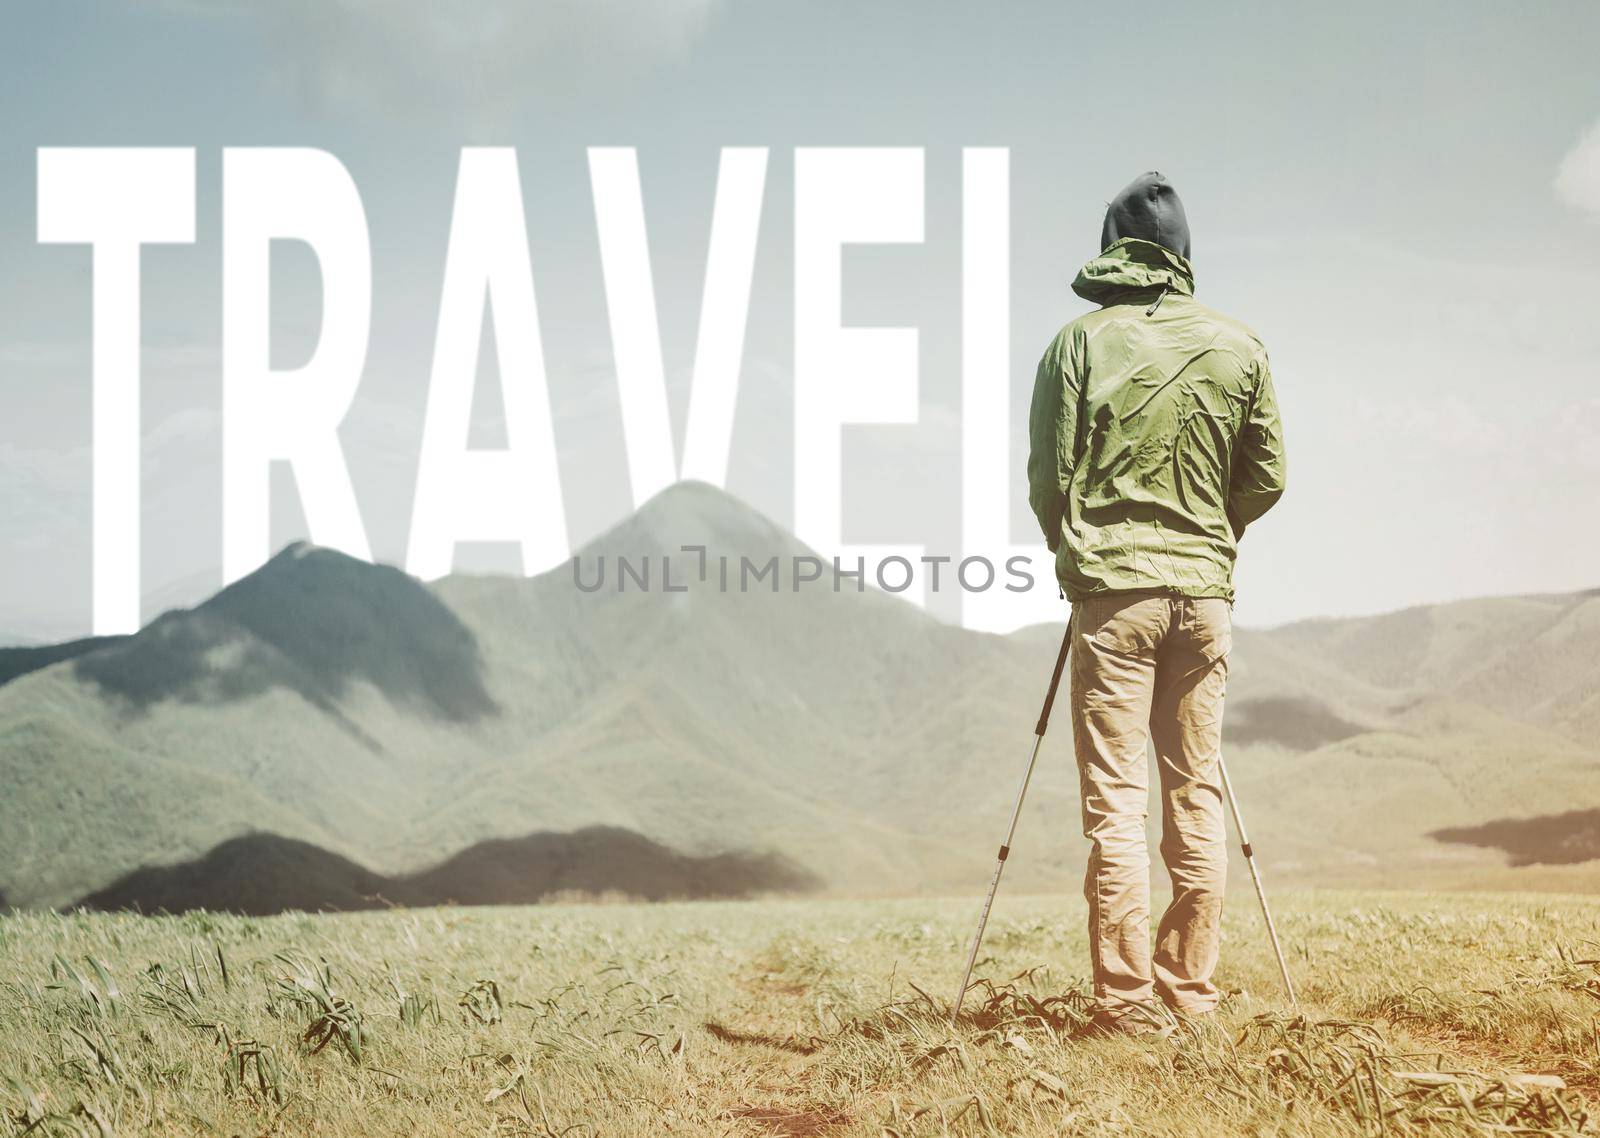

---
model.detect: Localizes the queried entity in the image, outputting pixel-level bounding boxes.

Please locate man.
[1027,172,1286,1035]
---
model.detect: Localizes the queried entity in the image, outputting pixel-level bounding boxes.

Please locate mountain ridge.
[3,480,1598,908]
[75,825,817,916]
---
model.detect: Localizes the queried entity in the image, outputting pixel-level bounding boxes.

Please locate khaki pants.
[1070,591,1230,1016]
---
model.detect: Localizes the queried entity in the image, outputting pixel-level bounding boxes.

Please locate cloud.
[205,0,720,122]
[0,442,89,561]
[1555,117,1600,218]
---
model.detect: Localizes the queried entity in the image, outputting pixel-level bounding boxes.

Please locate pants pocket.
[1190,598,1232,663]
[1079,594,1168,657]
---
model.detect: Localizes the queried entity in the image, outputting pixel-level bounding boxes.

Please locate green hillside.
[1,481,1596,909]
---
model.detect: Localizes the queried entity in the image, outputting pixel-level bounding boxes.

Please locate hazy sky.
[3,0,1599,639]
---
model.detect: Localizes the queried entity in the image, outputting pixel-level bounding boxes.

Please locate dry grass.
[1,890,1597,1135]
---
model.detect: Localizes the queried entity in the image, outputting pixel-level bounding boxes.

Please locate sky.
[2,0,1599,639]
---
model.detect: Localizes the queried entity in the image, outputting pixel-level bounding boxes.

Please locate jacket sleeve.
[1226,349,1286,540]
[1027,329,1081,554]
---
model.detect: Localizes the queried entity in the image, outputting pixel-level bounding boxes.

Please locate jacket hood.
[1100,171,1191,260]
[1072,238,1196,306]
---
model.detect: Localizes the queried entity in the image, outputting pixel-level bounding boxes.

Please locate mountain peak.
[253,539,361,576]
[67,540,497,722]
[276,539,320,559]
[634,479,784,529]
[580,480,810,562]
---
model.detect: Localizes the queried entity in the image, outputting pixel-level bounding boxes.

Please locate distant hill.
[1432,809,1600,868]
[2,480,1599,910]
[74,826,816,915]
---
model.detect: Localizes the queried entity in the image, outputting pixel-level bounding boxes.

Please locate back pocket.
[1080,594,1167,657]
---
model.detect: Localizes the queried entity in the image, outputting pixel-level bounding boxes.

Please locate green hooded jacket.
[1026,237,1286,602]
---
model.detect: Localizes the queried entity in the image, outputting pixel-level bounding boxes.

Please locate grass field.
[2,890,1598,1136]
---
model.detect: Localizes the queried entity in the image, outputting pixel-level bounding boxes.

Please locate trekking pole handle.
[1034,618,1073,736]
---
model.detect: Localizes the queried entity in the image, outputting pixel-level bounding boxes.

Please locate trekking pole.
[949,621,1073,1027]
[1217,754,1298,1009]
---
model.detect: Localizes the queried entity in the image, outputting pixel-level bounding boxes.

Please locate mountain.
[0,634,127,687]
[2,480,1598,910]
[74,827,816,915]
